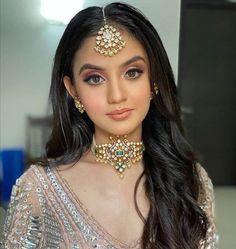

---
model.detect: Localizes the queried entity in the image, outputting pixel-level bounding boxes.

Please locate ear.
[63,76,77,98]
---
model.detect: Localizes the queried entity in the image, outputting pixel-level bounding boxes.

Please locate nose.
[107,78,127,104]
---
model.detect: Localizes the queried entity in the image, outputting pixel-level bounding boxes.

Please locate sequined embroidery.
[2,176,42,249]
[1,164,218,249]
[33,166,65,248]
[46,167,108,248]
[199,166,219,249]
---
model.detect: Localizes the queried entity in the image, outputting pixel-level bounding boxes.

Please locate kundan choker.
[91,135,145,178]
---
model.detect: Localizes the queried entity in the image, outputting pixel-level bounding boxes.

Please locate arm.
[1,169,43,248]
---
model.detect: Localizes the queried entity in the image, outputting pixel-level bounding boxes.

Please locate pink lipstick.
[106,108,133,121]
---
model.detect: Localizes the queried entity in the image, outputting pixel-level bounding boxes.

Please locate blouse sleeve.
[198,164,219,249]
[1,168,43,248]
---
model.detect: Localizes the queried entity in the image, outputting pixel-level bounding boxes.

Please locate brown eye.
[125,69,143,79]
[84,74,104,85]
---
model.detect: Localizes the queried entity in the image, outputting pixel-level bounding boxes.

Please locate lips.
[106,108,133,121]
[107,108,132,115]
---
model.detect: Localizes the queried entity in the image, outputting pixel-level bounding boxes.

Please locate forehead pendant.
[94,7,126,57]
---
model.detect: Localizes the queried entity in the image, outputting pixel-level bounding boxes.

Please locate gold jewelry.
[154,82,159,95]
[74,96,85,113]
[150,83,158,100]
[94,7,126,57]
[91,135,145,179]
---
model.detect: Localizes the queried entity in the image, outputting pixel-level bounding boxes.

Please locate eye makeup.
[83,73,105,85]
[124,68,144,79]
[80,56,147,85]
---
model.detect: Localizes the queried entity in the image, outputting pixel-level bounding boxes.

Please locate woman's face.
[64,30,151,141]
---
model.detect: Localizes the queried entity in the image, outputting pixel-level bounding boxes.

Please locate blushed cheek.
[83,95,105,114]
[136,83,151,102]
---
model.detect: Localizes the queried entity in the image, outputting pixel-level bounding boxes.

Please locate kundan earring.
[74,96,85,114]
[150,82,159,100]
[154,82,159,95]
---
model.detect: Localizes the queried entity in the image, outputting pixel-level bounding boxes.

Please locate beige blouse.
[1,165,218,249]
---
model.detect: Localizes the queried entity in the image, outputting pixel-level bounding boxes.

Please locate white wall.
[0,0,180,149]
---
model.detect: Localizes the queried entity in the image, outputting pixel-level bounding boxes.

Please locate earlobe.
[63,76,76,98]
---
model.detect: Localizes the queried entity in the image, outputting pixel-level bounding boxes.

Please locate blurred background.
[0,0,235,247]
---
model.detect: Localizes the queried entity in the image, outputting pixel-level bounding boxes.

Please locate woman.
[2,2,218,249]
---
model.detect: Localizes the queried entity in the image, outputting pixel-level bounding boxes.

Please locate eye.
[84,74,105,85]
[125,68,143,79]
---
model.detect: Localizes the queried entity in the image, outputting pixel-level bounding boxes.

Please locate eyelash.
[83,68,144,85]
[84,74,104,85]
[125,68,143,79]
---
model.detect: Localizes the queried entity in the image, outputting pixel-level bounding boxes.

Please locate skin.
[61,30,151,244]
[64,31,151,143]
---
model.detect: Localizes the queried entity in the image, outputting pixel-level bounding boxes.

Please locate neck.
[93,125,142,144]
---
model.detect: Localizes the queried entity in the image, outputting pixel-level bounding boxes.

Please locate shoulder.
[196,163,213,190]
[196,162,209,178]
[7,165,49,210]
[13,164,47,189]
[2,165,47,247]
[195,166,219,248]
[195,163,215,211]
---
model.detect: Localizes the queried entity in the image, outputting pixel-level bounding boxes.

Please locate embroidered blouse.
[1,165,218,249]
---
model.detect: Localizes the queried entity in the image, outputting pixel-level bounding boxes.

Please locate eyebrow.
[79,55,146,74]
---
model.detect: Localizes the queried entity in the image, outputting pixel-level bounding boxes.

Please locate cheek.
[133,81,151,102]
[81,91,105,114]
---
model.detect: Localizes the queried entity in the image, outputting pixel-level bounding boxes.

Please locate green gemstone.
[116,150,124,156]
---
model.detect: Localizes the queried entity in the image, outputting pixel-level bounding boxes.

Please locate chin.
[107,125,142,137]
[110,131,130,136]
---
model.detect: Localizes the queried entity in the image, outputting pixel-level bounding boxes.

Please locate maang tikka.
[94,7,126,57]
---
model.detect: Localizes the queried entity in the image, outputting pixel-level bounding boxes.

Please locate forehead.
[73,31,148,69]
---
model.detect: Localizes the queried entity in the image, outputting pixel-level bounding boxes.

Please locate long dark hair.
[45,2,208,248]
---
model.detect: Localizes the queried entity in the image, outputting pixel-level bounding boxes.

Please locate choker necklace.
[91,135,145,179]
